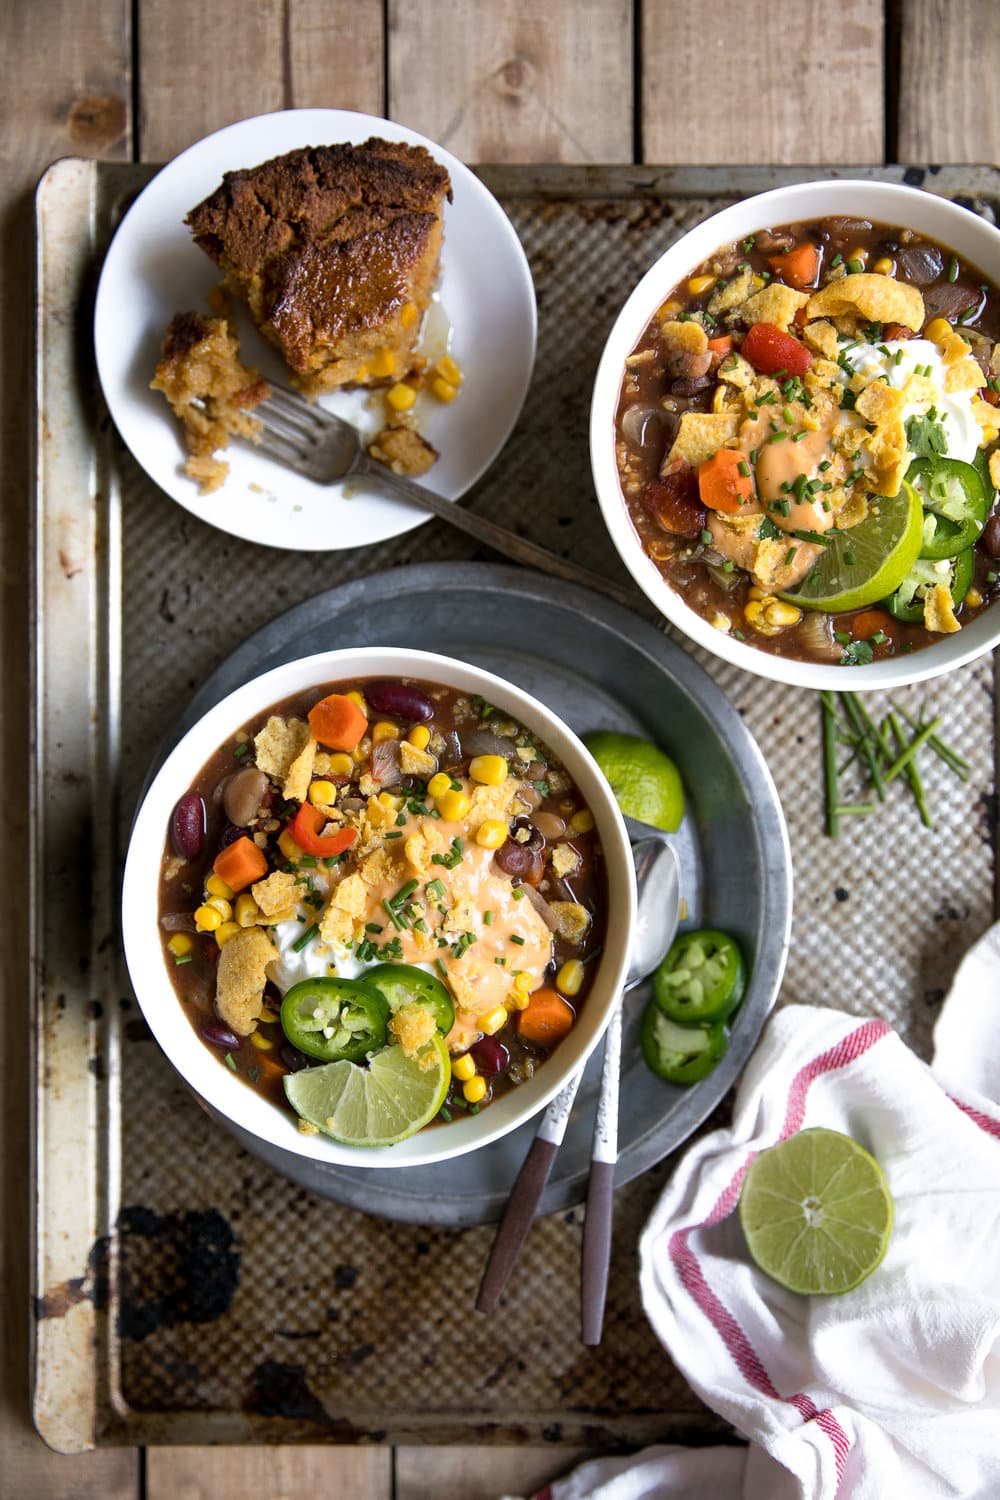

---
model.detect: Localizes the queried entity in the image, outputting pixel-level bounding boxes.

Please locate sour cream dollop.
[839,337,981,463]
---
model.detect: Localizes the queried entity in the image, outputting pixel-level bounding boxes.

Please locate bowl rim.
[591,177,1000,691]
[121,645,636,1168]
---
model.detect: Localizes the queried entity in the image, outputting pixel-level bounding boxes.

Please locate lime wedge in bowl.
[780,481,923,613]
[583,731,685,832]
[739,1127,894,1295]
[284,1036,450,1147]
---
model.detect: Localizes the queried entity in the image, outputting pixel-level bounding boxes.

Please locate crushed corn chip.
[806,273,924,332]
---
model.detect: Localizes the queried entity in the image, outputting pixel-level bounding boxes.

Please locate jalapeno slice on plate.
[911,456,987,560]
[365,963,455,1035]
[653,928,745,1024]
[640,1004,729,1085]
[280,977,389,1064]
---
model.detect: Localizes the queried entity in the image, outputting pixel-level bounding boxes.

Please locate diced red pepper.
[290,804,359,859]
[742,322,813,378]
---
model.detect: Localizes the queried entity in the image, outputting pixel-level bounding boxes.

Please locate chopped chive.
[224,1053,238,1071]
[484,910,494,926]
[299,854,318,868]
[892,702,969,779]
[436,958,448,978]
[830,253,843,269]
[292,924,319,953]
[887,713,932,827]
[820,692,839,838]
[700,528,713,545]
[846,258,864,274]
[835,803,876,815]
[785,547,798,565]
[947,255,959,283]
[883,716,943,784]
[512,886,525,900]
[425,878,446,901]
[840,693,885,803]
[234,741,250,759]
[738,461,751,478]
[511,934,525,946]
[439,1107,453,1123]
[173,953,193,966]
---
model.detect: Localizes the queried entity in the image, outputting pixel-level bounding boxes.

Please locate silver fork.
[244,384,643,611]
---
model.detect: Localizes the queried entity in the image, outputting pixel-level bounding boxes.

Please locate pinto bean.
[223,767,269,826]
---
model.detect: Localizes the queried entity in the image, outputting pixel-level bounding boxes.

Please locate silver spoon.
[476,830,681,1314]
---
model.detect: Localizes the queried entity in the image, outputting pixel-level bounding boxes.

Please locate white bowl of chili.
[122,647,636,1169]
[591,179,1000,689]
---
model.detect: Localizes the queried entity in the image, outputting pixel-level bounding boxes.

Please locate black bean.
[981,515,1000,558]
[471,1037,510,1076]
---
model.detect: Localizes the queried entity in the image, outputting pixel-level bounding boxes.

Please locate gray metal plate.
[162,562,791,1225]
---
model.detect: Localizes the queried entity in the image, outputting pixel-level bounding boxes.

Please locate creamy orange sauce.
[741,410,838,533]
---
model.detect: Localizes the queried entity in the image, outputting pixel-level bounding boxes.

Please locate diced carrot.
[213,836,269,893]
[769,242,820,290]
[697,448,755,514]
[308,692,368,751]
[707,335,733,356]
[518,988,576,1047]
[850,608,894,640]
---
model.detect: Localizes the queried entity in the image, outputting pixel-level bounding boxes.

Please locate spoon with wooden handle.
[476,827,680,1315]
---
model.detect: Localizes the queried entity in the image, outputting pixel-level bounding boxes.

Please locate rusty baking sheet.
[32,159,1000,1452]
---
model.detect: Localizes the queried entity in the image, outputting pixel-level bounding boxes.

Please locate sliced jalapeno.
[910,456,987,560]
[886,548,974,624]
[365,963,455,1036]
[641,1003,729,1085]
[280,977,389,1064]
[653,929,745,1024]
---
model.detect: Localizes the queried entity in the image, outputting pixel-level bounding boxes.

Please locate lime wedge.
[739,1127,894,1295]
[284,1036,450,1147]
[780,481,923,613]
[583,731,685,832]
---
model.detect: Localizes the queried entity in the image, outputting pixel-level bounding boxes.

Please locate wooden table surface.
[3,2,998,1495]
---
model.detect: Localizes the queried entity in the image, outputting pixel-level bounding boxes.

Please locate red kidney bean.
[494,840,536,878]
[171,793,206,860]
[223,766,268,826]
[200,1020,241,1052]
[363,680,435,722]
[982,515,1000,558]
[471,1037,510,1076]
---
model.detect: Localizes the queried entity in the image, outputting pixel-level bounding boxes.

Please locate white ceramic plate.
[94,109,537,551]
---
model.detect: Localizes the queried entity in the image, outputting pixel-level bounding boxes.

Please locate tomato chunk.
[742,322,812,377]
[643,465,707,538]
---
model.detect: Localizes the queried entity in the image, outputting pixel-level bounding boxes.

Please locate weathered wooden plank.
[388,0,633,162]
[898,0,1000,163]
[146,1445,392,1499]
[642,0,884,164]
[395,1444,591,1500]
[1,0,137,1494]
[139,0,385,162]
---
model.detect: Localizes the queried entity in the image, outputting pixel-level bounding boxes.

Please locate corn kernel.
[513,972,533,996]
[167,933,193,957]
[847,246,868,265]
[872,256,894,276]
[436,355,463,386]
[400,301,419,329]
[687,274,717,296]
[469,754,508,786]
[370,348,397,378]
[346,690,367,712]
[407,724,431,750]
[309,779,337,807]
[556,959,585,998]
[764,600,802,628]
[386,381,417,412]
[509,991,530,1011]
[966,587,984,609]
[278,830,303,862]
[656,299,682,321]
[352,743,370,764]
[205,895,232,921]
[250,1028,275,1050]
[747,585,766,601]
[452,1052,476,1081]
[926,317,953,344]
[205,873,234,900]
[373,721,400,744]
[570,808,594,834]
[476,818,508,850]
[327,752,353,776]
[438,788,471,821]
[235,893,259,928]
[711,611,732,633]
[479,1005,508,1036]
[463,1075,487,1104]
[430,376,458,403]
[378,791,402,811]
[427,771,451,798]
[215,920,240,947]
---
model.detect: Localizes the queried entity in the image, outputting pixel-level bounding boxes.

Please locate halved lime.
[739,1127,894,1295]
[583,731,685,832]
[780,481,923,613]
[284,1036,450,1147]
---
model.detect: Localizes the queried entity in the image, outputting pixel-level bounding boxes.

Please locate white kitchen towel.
[537,924,1000,1500]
